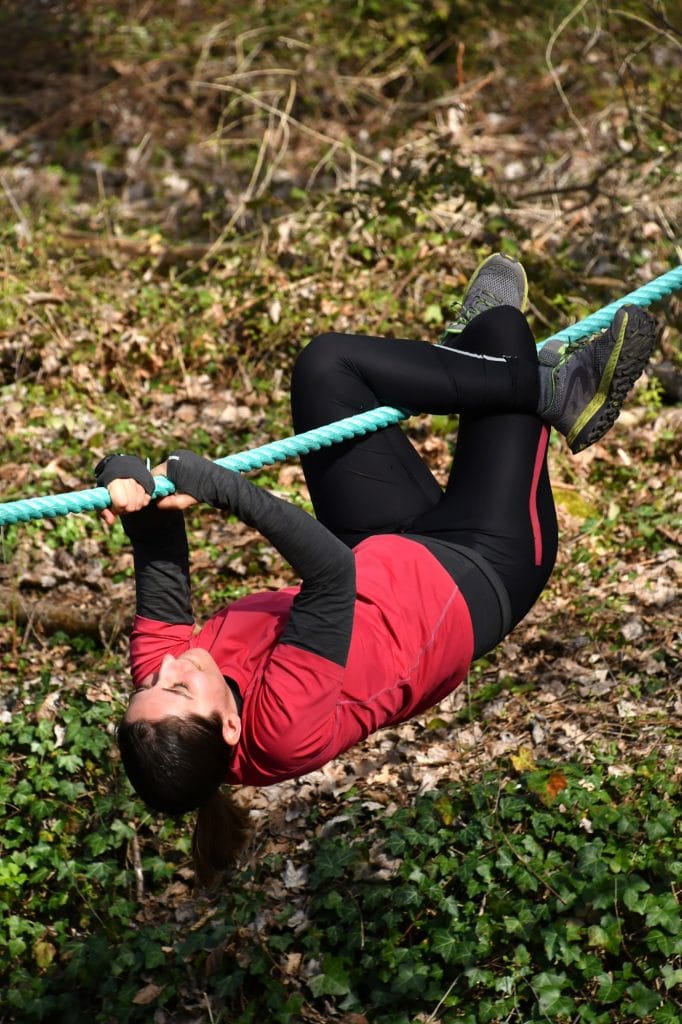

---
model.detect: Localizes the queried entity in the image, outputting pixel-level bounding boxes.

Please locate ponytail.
[118,711,251,884]
[192,788,251,886]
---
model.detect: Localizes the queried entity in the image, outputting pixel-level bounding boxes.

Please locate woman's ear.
[221,711,241,748]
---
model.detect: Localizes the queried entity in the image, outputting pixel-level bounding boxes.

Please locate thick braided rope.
[0,407,406,525]
[539,264,682,345]
[1,265,680,527]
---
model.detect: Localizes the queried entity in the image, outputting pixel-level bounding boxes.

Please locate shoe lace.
[442,289,498,333]
[556,334,591,360]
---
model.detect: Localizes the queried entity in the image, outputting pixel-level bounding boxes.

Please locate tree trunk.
[0,585,131,642]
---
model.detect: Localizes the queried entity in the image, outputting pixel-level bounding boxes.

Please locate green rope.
[1,264,680,527]
[539,264,682,344]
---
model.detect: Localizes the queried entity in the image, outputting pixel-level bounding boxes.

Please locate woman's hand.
[101,478,151,526]
[153,461,198,512]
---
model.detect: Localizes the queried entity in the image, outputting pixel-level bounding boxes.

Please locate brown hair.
[117,712,250,885]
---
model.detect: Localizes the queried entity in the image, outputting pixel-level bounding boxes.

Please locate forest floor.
[0,2,680,1022]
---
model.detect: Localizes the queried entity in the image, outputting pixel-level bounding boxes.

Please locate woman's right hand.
[95,454,156,527]
[101,478,151,526]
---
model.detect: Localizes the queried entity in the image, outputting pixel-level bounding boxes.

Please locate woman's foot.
[439,253,528,346]
[538,305,656,453]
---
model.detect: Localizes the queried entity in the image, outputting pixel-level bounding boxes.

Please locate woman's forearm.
[166,451,355,665]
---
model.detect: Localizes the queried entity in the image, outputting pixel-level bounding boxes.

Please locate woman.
[97,255,655,882]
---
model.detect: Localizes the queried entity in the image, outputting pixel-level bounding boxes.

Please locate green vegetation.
[1,698,679,1022]
[0,0,679,1021]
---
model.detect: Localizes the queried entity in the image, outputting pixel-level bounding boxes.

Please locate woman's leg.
[290,317,539,545]
[291,332,439,545]
[412,305,558,626]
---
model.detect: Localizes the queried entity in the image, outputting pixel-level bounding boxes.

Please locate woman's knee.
[463,305,537,360]
[291,332,349,391]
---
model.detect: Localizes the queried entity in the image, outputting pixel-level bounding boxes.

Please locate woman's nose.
[158,654,177,679]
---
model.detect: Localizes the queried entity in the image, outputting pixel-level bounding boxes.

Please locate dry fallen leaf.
[510,746,537,772]
[546,771,568,800]
[132,983,164,1005]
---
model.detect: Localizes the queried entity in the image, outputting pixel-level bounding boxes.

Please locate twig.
[0,585,132,640]
[202,992,216,1024]
[456,41,465,88]
[493,777,568,904]
[131,828,145,902]
[427,973,463,1022]
[608,6,682,51]
[513,152,624,201]
[255,78,297,199]
[191,18,233,93]
[396,71,500,113]
[601,3,643,147]
[193,79,382,172]
[5,54,184,149]
[0,175,32,242]
[545,0,593,147]
[226,273,318,321]
[305,142,341,191]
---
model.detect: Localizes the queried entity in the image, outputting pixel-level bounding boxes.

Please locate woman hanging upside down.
[95,254,656,882]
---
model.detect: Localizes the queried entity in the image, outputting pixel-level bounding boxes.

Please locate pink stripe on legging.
[530,425,550,566]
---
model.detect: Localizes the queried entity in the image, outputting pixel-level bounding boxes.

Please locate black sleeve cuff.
[165,450,223,505]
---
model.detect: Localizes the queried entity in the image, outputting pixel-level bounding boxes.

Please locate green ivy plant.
[1,691,679,1023]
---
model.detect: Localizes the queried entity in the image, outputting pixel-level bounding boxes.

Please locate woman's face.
[125,649,241,746]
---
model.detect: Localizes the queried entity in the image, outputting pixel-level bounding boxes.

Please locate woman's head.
[119,649,241,812]
[117,711,232,814]
[126,649,241,745]
[118,713,250,884]
[117,649,250,883]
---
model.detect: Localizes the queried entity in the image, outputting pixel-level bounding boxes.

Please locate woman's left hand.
[152,461,198,511]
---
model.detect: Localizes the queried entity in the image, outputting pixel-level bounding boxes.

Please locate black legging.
[290,305,558,649]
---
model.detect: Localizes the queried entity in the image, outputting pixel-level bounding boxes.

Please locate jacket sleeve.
[120,503,194,626]
[121,504,196,686]
[165,450,356,667]
[94,452,194,627]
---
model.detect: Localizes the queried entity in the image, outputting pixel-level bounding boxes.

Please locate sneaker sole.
[568,307,655,453]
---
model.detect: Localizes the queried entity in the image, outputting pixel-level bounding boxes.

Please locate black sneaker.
[537,305,656,453]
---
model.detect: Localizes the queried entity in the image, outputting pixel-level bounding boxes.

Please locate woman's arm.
[163,450,356,667]
[95,454,194,626]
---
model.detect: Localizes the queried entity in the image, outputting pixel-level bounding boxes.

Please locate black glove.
[94,454,156,496]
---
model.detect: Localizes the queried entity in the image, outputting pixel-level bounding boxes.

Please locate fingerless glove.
[94,453,156,495]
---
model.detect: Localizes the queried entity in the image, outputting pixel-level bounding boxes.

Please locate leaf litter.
[0,4,680,1016]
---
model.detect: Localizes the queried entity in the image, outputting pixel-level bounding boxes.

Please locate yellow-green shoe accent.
[538,305,656,453]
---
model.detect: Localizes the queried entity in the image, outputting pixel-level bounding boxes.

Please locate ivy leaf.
[661,965,682,991]
[33,939,57,969]
[431,928,461,963]
[532,971,573,1015]
[577,839,606,874]
[643,893,681,933]
[621,876,650,913]
[624,982,661,1017]
[595,972,627,1003]
[423,303,444,325]
[308,956,352,997]
[588,918,621,954]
